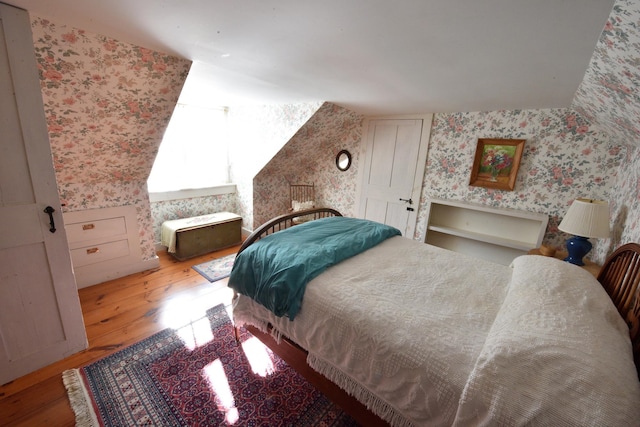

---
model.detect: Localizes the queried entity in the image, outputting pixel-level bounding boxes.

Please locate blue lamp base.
[563,235,592,266]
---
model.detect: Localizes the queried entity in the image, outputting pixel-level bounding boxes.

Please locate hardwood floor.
[0,245,239,426]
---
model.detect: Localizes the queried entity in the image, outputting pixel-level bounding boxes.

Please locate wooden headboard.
[597,243,640,378]
[237,208,342,255]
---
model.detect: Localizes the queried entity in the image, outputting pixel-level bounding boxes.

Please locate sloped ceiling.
[7,0,614,115]
[572,0,640,147]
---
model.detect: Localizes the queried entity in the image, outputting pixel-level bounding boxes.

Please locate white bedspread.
[232,237,640,426]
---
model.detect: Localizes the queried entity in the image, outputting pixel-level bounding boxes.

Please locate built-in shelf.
[424,198,549,265]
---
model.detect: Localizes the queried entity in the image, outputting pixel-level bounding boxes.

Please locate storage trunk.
[167,213,242,261]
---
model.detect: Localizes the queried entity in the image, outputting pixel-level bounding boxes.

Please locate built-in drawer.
[70,239,130,267]
[65,216,127,244]
[63,206,145,288]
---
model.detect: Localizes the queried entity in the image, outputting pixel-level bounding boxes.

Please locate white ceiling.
[8,0,615,115]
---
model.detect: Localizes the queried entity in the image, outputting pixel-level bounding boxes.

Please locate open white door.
[357,116,432,237]
[0,4,87,385]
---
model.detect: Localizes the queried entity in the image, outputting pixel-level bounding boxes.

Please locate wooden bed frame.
[597,243,640,378]
[234,207,640,424]
[237,207,342,254]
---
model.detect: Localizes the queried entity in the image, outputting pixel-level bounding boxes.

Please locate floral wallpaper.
[247,0,640,265]
[573,0,640,147]
[30,17,191,261]
[254,102,363,226]
[607,145,640,250]
[572,0,640,262]
[416,109,623,263]
[27,0,640,269]
[252,105,627,265]
[227,102,323,229]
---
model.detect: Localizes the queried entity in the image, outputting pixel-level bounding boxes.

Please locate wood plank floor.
[0,245,239,426]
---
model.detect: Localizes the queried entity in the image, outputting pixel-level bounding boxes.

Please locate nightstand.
[528,248,601,278]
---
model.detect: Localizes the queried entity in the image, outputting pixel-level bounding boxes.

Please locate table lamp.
[558,198,610,266]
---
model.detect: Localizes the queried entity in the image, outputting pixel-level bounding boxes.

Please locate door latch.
[44,206,56,233]
[399,198,413,204]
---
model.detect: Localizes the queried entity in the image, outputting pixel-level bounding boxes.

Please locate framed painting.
[469,138,525,191]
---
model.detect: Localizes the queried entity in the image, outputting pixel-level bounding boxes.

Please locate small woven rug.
[63,304,358,426]
[192,254,236,282]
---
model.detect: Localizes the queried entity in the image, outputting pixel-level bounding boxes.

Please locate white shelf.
[424,198,548,265]
[427,225,535,251]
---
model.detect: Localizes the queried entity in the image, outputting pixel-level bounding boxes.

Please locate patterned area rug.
[192,254,236,282]
[63,304,358,426]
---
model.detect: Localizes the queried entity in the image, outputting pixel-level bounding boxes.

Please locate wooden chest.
[162,212,242,261]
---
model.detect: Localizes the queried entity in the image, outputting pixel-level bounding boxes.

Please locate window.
[147,104,228,192]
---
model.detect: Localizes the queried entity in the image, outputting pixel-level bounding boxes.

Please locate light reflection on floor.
[162,295,280,425]
[161,295,214,350]
[204,359,240,424]
[176,316,215,350]
[202,338,277,424]
[241,336,276,377]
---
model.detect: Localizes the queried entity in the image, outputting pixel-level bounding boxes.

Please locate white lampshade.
[558,198,610,238]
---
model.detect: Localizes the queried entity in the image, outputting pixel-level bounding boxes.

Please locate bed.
[228,208,640,426]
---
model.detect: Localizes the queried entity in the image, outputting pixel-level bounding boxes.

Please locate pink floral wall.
[28,0,640,268]
[255,105,624,264]
[416,109,623,263]
[572,0,640,261]
[227,103,323,229]
[254,102,363,226]
[31,17,191,261]
[246,0,640,266]
[251,105,629,266]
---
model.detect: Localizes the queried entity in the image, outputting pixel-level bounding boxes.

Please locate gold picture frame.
[469,138,525,191]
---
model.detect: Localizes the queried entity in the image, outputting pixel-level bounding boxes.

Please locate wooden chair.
[289,183,316,223]
[597,243,640,378]
[289,183,315,210]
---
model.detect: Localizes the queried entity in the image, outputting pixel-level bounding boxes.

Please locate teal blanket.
[228,216,401,319]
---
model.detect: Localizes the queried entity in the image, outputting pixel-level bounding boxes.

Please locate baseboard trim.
[74,257,160,289]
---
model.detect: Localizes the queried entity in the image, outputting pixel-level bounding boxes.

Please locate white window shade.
[148,104,228,193]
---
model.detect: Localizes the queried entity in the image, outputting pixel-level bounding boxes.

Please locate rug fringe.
[307,354,415,427]
[62,369,100,427]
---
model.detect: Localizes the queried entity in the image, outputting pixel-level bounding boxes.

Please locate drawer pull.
[86,247,100,254]
[82,223,95,230]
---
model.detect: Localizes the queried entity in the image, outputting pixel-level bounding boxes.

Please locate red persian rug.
[63,304,358,426]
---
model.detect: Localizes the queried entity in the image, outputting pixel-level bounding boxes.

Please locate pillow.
[292,200,314,212]
[292,200,315,223]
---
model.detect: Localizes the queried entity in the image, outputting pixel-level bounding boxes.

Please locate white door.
[357,117,432,237]
[0,4,87,385]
